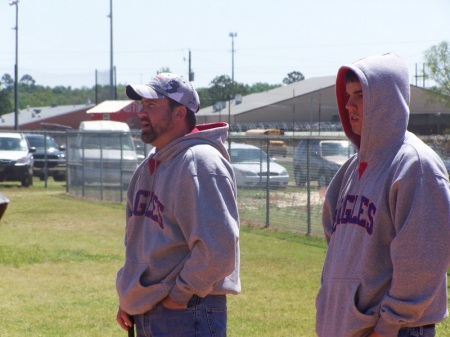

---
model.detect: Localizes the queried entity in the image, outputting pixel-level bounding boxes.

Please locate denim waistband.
[399,323,435,330]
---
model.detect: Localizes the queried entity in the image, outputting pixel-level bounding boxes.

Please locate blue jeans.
[397,325,435,337]
[133,295,227,337]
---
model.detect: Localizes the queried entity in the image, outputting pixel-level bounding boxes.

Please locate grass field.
[0,180,449,336]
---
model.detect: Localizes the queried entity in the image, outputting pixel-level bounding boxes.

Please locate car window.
[230,148,268,163]
[296,140,321,156]
[81,134,134,151]
[0,137,27,151]
[296,141,306,155]
[321,142,351,157]
[27,136,59,151]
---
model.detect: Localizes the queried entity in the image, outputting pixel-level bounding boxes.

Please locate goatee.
[141,129,156,144]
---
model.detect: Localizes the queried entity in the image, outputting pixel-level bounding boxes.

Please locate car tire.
[318,171,327,188]
[21,169,33,187]
[294,165,305,187]
[54,175,66,182]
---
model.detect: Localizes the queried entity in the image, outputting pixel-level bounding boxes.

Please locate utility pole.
[414,63,427,87]
[108,0,114,99]
[188,49,194,81]
[229,32,237,82]
[10,0,19,130]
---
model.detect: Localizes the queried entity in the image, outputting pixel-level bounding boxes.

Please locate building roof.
[86,100,133,114]
[197,76,336,117]
[0,103,95,129]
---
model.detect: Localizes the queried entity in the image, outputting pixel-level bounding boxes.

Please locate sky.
[0,0,449,90]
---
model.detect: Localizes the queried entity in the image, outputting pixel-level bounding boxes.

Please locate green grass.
[0,180,449,336]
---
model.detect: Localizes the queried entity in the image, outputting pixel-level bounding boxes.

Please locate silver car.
[229,142,289,188]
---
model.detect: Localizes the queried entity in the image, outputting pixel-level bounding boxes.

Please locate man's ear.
[175,106,186,119]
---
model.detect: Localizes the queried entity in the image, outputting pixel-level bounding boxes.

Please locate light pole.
[10,0,19,130]
[108,0,114,99]
[229,32,237,82]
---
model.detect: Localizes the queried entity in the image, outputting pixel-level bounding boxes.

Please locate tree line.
[1,40,449,116]
[0,70,306,116]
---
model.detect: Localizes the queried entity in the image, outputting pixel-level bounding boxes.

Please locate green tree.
[157,67,171,74]
[424,41,450,103]
[205,75,250,105]
[198,75,234,108]
[248,82,280,93]
[20,74,36,86]
[1,74,14,89]
[282,71,305,85]
[0,71,286,113]
[197,77,281,109]
[0,90,12,116]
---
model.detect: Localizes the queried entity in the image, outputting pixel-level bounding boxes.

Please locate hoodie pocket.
[316,278,378,337]
[116,262,172,315]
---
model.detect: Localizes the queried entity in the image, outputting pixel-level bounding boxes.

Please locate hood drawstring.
[149,158,161,175]
[358,162,368,179]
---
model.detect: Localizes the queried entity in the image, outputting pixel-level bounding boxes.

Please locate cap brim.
[126,84,165,100]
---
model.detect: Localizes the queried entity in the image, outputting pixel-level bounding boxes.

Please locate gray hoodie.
[116,122,241,315]
[315,54,450,337]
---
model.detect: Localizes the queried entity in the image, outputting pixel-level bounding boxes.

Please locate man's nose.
[346,99,355,112]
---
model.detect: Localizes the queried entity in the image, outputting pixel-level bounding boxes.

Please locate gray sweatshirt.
[316,54,450,337]
[116,122,241,315]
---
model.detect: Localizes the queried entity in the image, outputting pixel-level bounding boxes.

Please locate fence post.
[99,133,104,201]
[65,131,69,193]
[306,139,311,235]
[265,137,270,228]
[43,131,49,188]
[81,137,86,197]
[120,133,124,203]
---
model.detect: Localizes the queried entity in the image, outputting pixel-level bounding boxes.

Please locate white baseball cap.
[126,73,200,113]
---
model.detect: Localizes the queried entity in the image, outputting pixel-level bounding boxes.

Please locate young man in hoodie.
[315,54,450,337]
[115,73,240,337]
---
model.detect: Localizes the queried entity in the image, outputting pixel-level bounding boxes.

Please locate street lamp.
[10,0,19,130]
[107,0,114,99]
[229,32,237,82]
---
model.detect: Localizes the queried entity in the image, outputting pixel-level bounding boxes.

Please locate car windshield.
[81,134,134,151]
[0,137,27,151]
[321,142,351,157]
[230,148,269,163]
[27,136,59,151]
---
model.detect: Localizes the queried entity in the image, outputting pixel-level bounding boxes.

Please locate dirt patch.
[240,187,328,209]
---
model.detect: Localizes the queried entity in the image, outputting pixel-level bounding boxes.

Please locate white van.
[70,121,138,185]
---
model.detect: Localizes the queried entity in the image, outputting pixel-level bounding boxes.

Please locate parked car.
[245,129,288,158]
[69,121,138,185]
[229,142,289,188]
[0,133,35,187]
[0,192,9,220]
[24,133,66,181]
[293,139,354,187]
[133,137,154,163]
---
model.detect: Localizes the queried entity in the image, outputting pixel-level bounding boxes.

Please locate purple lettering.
[331,194,377,236]
[132,189,165,229]
[134,190,150,216]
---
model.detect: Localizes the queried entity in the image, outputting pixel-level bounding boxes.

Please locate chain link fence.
[2,129,448,237]
[228,133,352,236]
[65,129,142,203]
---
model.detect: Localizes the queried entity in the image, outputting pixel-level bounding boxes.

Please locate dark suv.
[24,133,66,182]
[293,139,354,187]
